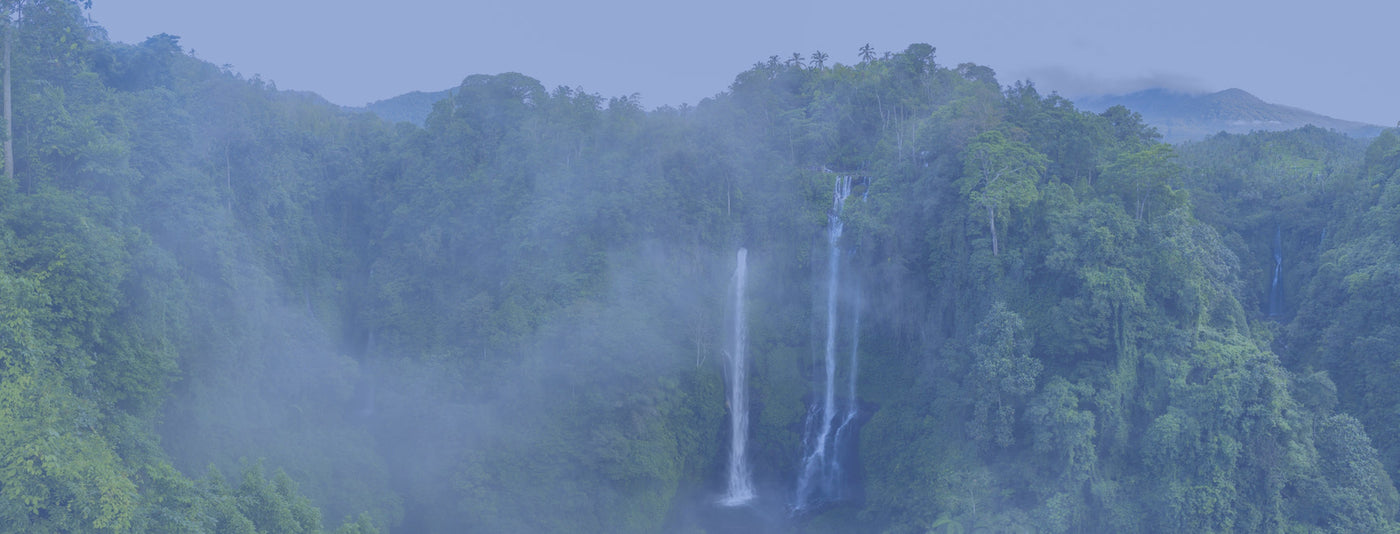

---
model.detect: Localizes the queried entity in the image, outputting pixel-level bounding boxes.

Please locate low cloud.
[1016,66,1211,98]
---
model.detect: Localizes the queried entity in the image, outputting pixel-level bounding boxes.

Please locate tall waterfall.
[795,176,861,511]
[830,288,860,499]
[1269,226,1283,317]
[720,248,756,506]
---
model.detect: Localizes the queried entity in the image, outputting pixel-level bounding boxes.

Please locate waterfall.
[795,176,860,511]
[1269,226,1283,317]
[357,331,377,417]
[830,289,860,499]
[720,248,756,506]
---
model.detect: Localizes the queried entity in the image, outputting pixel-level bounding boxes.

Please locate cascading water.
[356,330,377,418]
[795,176,860,511]
[829,288,860,500]
[1269,226,1283,317]
[720,248,756,506]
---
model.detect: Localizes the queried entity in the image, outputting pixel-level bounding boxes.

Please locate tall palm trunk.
[3,14,12,188]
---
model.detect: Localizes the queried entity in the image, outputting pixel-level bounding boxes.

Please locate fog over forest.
[3,2,1400,533]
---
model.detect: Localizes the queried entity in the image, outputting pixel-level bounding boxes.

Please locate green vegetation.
[2,2,1399,532]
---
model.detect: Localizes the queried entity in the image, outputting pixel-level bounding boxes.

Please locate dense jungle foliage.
[2,2,1400,532]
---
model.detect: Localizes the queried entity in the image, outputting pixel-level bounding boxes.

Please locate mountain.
[1076,88,1386,143]
[368,86,1387,142]
[360,88,457,125]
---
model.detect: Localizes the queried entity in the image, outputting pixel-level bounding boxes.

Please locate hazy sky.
[89,0,1398,126]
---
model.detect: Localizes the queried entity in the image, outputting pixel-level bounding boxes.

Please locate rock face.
[1077,88,1385,143]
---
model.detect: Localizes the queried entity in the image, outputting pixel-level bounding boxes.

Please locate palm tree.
[811,51,829,69]
[2,2,16,187]
[859,44,876,63]
[788,52,805,68]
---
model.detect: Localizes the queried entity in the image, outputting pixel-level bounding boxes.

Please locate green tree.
[1101,144,1183,220]
[968,301,1042,448]
[959,130,1047,256]
[1099,104,1161,150]
[1310,414,1400,532]
[859,43,876,63]
[234,463,322,534]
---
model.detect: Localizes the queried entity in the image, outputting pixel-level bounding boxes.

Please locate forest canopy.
[1,2,1398,533]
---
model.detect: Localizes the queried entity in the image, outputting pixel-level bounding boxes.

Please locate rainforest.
[2,2,1400,533]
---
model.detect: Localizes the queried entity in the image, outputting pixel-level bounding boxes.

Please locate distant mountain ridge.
[360,85,1385,144]
[1076,88,1385,143]
[356,88,458,125]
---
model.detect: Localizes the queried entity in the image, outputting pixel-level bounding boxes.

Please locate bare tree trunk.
[225,143,232,211]
[987,203,998,256]
[4,15,12,189]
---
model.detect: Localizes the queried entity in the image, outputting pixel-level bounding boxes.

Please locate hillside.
[358,88,456,125]
[6,6,1400,533]
[1077,88,1386,143]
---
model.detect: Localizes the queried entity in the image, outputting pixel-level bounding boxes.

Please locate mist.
[4,7,1400,533]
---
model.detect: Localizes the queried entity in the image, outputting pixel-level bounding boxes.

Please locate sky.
[89,0,1399,126]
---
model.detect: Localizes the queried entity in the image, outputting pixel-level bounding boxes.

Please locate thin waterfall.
[830,288,861,499]
[795,176,857,511]
[720,248,756,506]
[356,330,377,418]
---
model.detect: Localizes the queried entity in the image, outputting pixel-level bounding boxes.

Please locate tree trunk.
[4,15,12,189]
[987,203,999,256]
[225,143,232,211]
